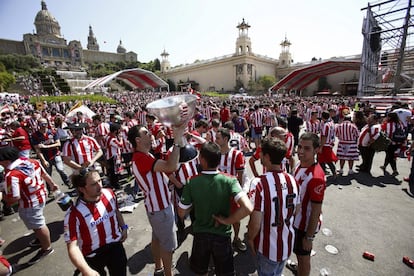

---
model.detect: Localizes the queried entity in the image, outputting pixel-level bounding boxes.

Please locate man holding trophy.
[128,95,197,276]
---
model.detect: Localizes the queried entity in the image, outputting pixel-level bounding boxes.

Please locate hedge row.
[29,94,118,104]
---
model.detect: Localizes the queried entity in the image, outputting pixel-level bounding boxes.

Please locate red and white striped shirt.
[120,125,133,153]
[95,122,110,148]
[264,109,276,127]
[62,135,101,165]
[202,106,213,121]
[137,110,147,126]
[252,171,299,262]
[293,163,326,232]
[250,111,264,128]
[26,117,39,133]
[358,124,381,147]
[174,158,199,186]
[382,121,404,145]
[335,121,359,143]
[285,132,295,159]
[64,188,123,256]
[229,131,248,151]
[125,119,138,129]
[132,151,171,213]
[305,120,320,134]
[105,133,123,160]
[320,120,336,146]
[5,158,47,209]
[219,147,245,177]
[207,128,217,143]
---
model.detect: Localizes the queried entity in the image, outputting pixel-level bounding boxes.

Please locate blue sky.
[0,0,370,66]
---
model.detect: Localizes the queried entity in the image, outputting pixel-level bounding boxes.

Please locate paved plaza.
[0,151,413,276]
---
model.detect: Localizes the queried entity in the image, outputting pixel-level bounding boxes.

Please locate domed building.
[0,1,137,69]
[117,40,126,54]
[34,1,61,37]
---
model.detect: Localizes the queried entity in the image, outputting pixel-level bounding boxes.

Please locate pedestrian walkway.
[0,153,413,275]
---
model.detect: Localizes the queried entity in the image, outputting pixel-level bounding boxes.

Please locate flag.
[68,100,83,113]
[187,83,201,101]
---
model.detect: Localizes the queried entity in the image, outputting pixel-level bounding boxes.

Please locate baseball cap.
[65,123,88,130]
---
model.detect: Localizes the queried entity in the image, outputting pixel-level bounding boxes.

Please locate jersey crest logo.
[314,184,324,195]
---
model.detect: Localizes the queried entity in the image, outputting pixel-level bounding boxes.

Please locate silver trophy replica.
[146,94,199,163]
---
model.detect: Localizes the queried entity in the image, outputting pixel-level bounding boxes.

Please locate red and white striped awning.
[270,60,360,92]
[83,68,169,91]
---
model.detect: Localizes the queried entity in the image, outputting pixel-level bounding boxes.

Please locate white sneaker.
[348,169,355,175]
[337,169,344,174]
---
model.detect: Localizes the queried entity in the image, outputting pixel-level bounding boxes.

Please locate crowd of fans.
[15,75,42,96]
[0,90,413,275]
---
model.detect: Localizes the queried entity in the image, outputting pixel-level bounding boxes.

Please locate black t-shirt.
[287,116,303,136]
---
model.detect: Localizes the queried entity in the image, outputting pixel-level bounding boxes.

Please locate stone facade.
[0,1,137,69]
[0,39,26,55]
[83,49,137,64]
[164,19,279,92]
[163,19,360,95]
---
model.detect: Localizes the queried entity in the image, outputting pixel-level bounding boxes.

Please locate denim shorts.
[251,127,262,139]
[19,203,46,230]
[256,252,286,276]
[190,232,235,276]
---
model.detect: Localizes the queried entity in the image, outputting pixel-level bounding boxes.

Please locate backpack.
[392,124,407,143]
[370,131,391,151]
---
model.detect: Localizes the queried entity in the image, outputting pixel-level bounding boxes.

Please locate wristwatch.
[121,224,129,231]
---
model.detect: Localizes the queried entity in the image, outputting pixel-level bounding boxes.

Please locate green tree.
[140,60,155,71]
[167,79,176,91]
[0,54,40,72]
[258,75,276,91]
[0,68,15,91]
[318,76,331,91]
[153,58,161,71]
[248,79,255,92]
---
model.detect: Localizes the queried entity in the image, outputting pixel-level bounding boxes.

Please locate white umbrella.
[66,104,96,119]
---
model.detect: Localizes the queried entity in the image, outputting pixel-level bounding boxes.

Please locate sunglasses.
[79,167,100,177]
[1,113,10,116]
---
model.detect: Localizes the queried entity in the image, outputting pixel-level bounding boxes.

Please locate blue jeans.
[256,252,286,276]
[45,155,70,186]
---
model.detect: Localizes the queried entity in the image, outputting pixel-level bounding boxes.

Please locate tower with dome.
[0,1,137,69]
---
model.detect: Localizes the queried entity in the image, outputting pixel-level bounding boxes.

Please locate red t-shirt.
[12,127,32,150]
[220,107,230,123]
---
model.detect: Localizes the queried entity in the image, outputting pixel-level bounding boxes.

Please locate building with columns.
[0,1,137,69]
[162,18,360,95]
[162,19,279,92]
